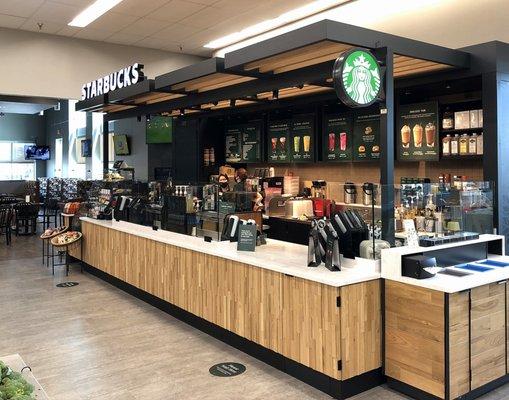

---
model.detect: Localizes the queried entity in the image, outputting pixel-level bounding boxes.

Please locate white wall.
[0,27,203,100]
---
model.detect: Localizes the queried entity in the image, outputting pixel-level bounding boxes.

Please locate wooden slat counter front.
[76,218,382,398]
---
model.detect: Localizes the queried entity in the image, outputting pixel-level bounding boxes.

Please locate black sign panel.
[353,113,380,160]
[324,114,353,161]
[268,120,290,163]
[397,102,439,161]
[290,117,314,163]
[225,127,242,163]
[225,122,262,163]
[209,363,246,377]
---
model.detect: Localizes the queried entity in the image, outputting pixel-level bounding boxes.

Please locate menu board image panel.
[324,114,353,161]
[225,126,242,163]
[241,122,262,163]
[291,117,315,163]
[398,101,439,161]
[353,113,380,160]
[268,120,290,162]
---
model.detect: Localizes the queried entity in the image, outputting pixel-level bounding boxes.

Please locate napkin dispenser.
[402,255,437,279]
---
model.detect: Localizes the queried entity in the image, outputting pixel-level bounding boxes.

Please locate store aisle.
[0,238,505,400]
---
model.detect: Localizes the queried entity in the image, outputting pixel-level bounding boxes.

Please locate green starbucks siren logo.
[333,49,382,107]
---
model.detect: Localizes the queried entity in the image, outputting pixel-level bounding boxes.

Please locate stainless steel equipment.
[362,182,377,206]
[344,183,357,204]
[266,195,290,217]
[284,198,314,219]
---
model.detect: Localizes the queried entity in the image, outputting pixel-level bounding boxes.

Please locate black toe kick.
[82,263,384,399]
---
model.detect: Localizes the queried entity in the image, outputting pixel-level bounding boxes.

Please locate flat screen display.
[81,139,92,157]
[24,145,50,160]
[113,134,130,156]
[146,116,173,144]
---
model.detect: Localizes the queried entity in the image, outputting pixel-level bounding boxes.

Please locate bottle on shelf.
[476,133,483,155]
[442,108,454,130]
[459,134,469,155]
[442,134,451,156]
[450,134,459,155]
[468,133,477,155]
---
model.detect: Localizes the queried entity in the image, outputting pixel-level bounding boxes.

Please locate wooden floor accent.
[470,282,506,390]
[385,281,445,399]
[449,291,470,399]
[340,280,381,380]
[79,221,382,380]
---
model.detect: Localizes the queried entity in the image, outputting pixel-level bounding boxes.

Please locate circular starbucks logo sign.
[333,49,382,107]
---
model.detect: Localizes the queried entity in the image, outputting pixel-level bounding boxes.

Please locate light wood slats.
[171,73,254,93]
[244,40,347,73]
[449,291,470,399]
[394,64,450,78]
[282,275,341,379]
[340,280,381,379]
[80,221,382,381]
[385,281,445,399]
[470,282,506,390]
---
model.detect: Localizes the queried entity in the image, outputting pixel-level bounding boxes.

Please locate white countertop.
[381,234,508,293]
[80,217,380,287]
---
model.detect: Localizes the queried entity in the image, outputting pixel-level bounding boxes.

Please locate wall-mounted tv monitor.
[113,134,130,156]
[146,116,173,144]
[24,145,50,160]
[81,139,92,157]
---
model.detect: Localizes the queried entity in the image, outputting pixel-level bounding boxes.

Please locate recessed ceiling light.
[204,0,348,49]
[68,0,124,28]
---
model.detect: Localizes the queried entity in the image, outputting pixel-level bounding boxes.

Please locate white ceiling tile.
[74,28,112,41]
[86,11,138,32]
[212,0,266,13]
[106,31,146,45]
[0,14,26,29]
[118,17,169,37]
[179,5,227,29]
[135,36,179,50]
[55,25,81,37]
[20,18,65,34]
[188,0,221,5]
[146,0,207,22]
[150,22,202,42]
[51,0,93,6]
[0,0,44,18]
[112,0,170,17]
[31,1,81,24]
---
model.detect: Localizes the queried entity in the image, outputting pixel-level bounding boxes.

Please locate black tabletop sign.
[290,117,314,163]
[353,113,380,160]
[268,120,290,162]
[324,114,353,161]
[209,362,246,377]
[397,102,439,161]
[225,126,242,163]
[237,224,257,252]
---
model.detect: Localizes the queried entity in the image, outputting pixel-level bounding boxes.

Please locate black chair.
[14,203,39,236]
[41,198,59,229]
[0,206,13,245]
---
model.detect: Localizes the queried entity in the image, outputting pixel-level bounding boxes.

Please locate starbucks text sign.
[81,63,144,100]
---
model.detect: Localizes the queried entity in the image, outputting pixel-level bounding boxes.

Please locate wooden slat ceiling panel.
[132,92,184,104]
[171,72,255,93]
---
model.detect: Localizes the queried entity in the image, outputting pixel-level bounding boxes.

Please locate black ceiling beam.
[225,19,470,70]
[75,94,108,112]
[108,79,154,104]
[105,60,335,121]
[155,57,225,91]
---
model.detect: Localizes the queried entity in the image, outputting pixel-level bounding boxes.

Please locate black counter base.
[387,375,509,400]
[82,263,384,399]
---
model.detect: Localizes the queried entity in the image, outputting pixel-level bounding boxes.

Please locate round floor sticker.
[209,362,246,377]
[56,282,79,288]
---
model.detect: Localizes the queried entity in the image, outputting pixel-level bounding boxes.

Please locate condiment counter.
[74,217,383,399]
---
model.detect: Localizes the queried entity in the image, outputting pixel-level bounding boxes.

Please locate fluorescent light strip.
[69,0,124,27]
[204,0,348,49]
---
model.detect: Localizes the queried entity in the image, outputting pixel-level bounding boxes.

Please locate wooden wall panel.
[340,280,381,379]
[449,291,470,399]
[385,281,445,399]
[282,275,341,379]
[470,282,506,390]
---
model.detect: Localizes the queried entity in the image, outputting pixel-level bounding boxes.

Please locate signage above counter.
[333,49,383,108]
[225,121,262,163]
[81,63,145,101]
